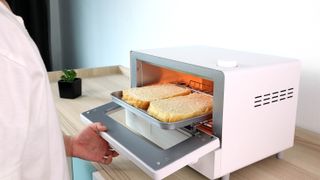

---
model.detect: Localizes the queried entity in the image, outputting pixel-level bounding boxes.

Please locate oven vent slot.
[254,88,294,107]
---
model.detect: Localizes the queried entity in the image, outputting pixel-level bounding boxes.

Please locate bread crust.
[122,84,191,109]
[147,93,213,122]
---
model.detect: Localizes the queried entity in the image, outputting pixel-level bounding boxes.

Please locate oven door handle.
[81,102,220,180]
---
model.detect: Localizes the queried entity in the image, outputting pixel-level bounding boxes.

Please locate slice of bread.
[147,93,213,122]
[122,84,191,109]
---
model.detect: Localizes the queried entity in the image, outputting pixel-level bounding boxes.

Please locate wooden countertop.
[49,66,320,180]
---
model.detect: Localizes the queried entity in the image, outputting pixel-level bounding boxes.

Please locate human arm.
[63,122,118,164]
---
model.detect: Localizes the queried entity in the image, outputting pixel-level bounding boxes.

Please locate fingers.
[112,151,119,157]
[109,150,119,157]
[101,149,119,164]
[100,154,113,164]
[90,122,107,133]
[105,148,119,157]
[96,122,107,131]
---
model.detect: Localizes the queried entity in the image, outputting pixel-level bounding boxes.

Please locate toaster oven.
[81,46,300,180]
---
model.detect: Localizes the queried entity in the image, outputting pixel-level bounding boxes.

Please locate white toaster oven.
[81,46,300,180]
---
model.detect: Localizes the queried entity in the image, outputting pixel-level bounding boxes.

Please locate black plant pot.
[58,78,82,99]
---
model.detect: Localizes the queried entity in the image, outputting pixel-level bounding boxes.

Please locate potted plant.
[58,69,82,99]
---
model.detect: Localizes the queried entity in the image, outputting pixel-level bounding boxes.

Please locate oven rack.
[173,80,213,95]
[110,91,212,130]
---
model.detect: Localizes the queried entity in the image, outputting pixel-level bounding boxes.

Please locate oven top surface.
[133,46,298,71]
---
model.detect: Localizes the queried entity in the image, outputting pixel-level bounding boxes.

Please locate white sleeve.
[0,54,31,179]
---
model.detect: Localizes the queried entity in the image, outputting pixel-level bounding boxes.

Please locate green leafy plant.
[60,69,77,82]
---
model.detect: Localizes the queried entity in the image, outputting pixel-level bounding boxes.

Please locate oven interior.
[118,60,216,149]
[137,60,214,95]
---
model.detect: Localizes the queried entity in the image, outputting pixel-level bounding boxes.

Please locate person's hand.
[71,122,119,164]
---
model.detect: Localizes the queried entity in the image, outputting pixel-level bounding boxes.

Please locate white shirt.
[0,3,70,180]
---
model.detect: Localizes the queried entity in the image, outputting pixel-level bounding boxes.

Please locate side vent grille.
[254,88,294,107]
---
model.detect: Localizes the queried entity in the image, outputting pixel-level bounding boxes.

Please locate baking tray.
[111,91,212,130]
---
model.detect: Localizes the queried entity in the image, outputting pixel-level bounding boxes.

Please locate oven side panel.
[220,61,300,175]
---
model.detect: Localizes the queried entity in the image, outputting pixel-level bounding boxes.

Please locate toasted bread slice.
[147,93,212,122]
[122,84,191,109]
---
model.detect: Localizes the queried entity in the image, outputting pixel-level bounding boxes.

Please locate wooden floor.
[49,69,320,180]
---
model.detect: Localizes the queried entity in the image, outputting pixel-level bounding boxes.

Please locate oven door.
[81,102,220,180]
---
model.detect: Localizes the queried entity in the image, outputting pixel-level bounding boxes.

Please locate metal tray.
[111,91,212,130]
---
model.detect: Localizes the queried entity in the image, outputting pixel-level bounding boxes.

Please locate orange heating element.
[156,67,214,95]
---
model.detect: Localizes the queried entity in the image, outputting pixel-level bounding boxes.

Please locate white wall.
[56,0,320,133]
